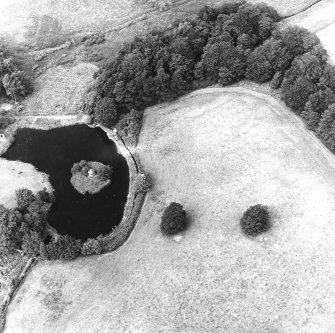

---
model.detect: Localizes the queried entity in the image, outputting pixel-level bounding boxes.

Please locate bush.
[81,236,103,255]
[317,104,335,151]
[21,226,42,258]
[245,50,274,83]
[135,173,151,193]
[0,205,23,254]
[282,76,317,113]
[40,235,82,260]
[160,202,187,236]
[240,204,270,236]
[37,188,55,203]
[2,71,27,100]
[270,71,284,89]
[117,110,143,146]
[94,97,118,128]
[15,188,35,212]
[0,117,15,130]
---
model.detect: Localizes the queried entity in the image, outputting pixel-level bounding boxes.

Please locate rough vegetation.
[70,160,113,195]
[0,43,30,101]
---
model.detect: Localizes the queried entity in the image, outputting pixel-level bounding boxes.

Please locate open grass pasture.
[4,87,335,332]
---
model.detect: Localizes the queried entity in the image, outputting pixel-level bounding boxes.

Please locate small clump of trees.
[0,188,53,257]
[240,204,270,236]
[70,160,113,195]
[0,44,30,101]
[160,202,187,236]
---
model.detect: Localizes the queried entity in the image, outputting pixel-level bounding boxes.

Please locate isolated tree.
[240,204,270,236]
[160,202,187,236]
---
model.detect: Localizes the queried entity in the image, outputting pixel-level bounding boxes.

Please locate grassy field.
[4,87,335,332]
[0,159,52,209]
[0,0,320,47]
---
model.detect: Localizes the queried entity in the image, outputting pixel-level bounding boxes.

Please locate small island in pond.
[70,160,113,195]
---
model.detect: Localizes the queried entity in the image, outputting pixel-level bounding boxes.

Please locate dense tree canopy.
[160,202,187,236]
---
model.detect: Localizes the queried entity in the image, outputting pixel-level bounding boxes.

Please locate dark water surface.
[4,125,129,240]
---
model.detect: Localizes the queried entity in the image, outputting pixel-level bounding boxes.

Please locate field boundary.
[95,125,146,253]
[0,257,37,331]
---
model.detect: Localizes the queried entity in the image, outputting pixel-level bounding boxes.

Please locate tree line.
[90,1,335,153]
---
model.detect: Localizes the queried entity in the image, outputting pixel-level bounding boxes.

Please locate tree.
[160,202,187,236]
[95,164,113,180]
[117,109,143,146]
[81,236,103,255]
[276,26,311,57]
[135,173,151,193]
[196,41,245,83]
[2,71,27,100]
[301,105,321,131]
[282,76,317,113]
[289,53,324,83]
[245,50,273,83]
[41,235,82,260]
[37,188,55,203]
[270,71,284,89]
[15,188,35,212]
[21,225,42,257]
[252,38,293,73]
[319,64,335,91]
[240,204,270,236]
[0,206,23,254]
[317,104,335,151]
[94,97,118,128]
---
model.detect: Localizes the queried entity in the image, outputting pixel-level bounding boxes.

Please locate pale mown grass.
[5,87,335,332]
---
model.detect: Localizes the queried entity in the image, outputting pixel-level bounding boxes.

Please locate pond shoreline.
[0,120,147,330]
[94,124,146,253]
[1,118,145,249]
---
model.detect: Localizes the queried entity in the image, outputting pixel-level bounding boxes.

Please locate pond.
[4,125,129,240]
